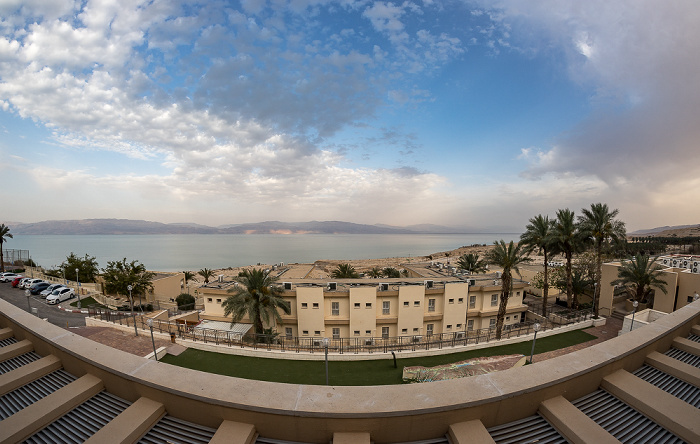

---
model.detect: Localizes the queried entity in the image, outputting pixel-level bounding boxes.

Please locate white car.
[46,287,75,305]
[40,284,66,298]
[0,272,20,282]
[21,278,44,289]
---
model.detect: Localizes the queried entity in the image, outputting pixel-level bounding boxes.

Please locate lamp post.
[630,300,639,332]
[25,289,31,312]
[75,268,82,309]
[529,323,541,364]
[593,282,598,319]
[694,292,699,302]
[323,337,330,385]
[128,285,138,336]
[147,318,158,361]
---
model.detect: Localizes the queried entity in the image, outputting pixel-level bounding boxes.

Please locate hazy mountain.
[8,219,438,235]
[629,224,700,237]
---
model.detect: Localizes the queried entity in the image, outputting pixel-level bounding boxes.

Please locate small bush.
[176,293,196,310]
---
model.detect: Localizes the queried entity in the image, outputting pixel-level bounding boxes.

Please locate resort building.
[600,254,700,316]
[197,271,529,339]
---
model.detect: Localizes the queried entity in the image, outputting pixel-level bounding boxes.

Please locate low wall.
[2,298,698,443]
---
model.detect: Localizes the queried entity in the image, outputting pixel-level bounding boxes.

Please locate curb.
[57,304,89,314]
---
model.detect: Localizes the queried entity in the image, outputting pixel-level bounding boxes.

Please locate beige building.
[199,272,529,339]
[600,254,700,316]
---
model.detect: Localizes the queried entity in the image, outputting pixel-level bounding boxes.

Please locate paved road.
[0,281,88,328]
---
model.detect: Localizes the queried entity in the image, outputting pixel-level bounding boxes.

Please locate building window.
[382,327,389,338]
[413,327,419,333]
[382,301,390,315]
[332,301,339,316]
[428,299,435,311]
[301,303,308,309]
[403,301,409,307]
[401,328,408,334]
[354,302,361,309]
[414,301,420,307]
[302,330,309,335]
[426,324,434,336]
[516,291,520,296]
[365,330,371,335]
[456,323,462,328]
[216,299,221,304]
[506,316,510,321]
[467,319,474,331]
[470,295,476,308]
[458,298,464,303]
[354,330,360,336]
[312,303,319,309]
[207,298,212,303]
[366,302,372,308]
[448,298,454,304]
[285,328,293,338]
[332,328,340,339]
[491,294,498,306]
[314,330,321,335]
[489,318,496,328]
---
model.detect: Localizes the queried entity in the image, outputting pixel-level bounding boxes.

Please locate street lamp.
[25,288,31,312]
[147,318,158,361]
[630,300,639,332]
[593,282,598,319]
[128,285,138,336]
[529,323,541,364]
[75,268,82,309]
[323,337,330,385]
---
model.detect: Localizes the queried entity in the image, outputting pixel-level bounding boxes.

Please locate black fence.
[88,306,595,355]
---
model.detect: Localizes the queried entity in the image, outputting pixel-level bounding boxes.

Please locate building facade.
[199,273,529,338]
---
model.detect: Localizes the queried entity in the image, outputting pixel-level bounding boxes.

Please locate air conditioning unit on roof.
[425,280,434,288]
[379,283,389,291]
[327,282,337,291]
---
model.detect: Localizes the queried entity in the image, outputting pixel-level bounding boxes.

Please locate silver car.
[40,284,66,298]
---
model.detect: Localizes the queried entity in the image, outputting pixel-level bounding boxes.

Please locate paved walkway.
[533,316,623,362]
[68,326,182,357]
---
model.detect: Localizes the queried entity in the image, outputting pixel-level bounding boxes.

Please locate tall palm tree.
[578,203,626,317]
[198,268,214,284]
[485,240,531,339]
[382,267,401,278]
[223,268,291,335]
[611,254,668,306]
[367,267,383,278]
[548,209,582,309]
[331,263,359,279]
[0,224,13,272]
[520,215,554,316]
[456,253,487,274]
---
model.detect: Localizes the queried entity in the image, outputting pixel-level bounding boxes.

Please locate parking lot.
[0,279,88,328]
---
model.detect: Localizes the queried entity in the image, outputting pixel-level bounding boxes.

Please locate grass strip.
[159,329,596,386]
[70,296,101,307]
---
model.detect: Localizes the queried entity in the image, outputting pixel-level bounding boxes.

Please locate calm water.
[9,233,519,272]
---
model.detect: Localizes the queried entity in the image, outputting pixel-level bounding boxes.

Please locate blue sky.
[1,0,699,232]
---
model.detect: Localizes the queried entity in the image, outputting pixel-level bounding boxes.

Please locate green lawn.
[159,329,596,386]
[70,296,101,307]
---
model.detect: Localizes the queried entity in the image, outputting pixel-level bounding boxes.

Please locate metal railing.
[88,306,594,355]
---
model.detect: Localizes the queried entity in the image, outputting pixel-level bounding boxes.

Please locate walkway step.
[0,339,33,362]
[83,396,164,444]
[601,369,699,444]
[0,355,62,396]
[539,395,620,444]
[0,373,104,444]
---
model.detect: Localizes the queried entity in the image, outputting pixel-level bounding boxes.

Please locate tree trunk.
[594,240,602,317]
[542,250,549,318]
[495,272,511,340]
[566,250,576,309]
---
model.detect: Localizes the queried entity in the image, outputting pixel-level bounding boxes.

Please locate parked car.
[21,278,43,289]
[30,281,51,295]
[17,277,32,288]
[40,284,66,298]
[46,287,75,305]
[10,276,24,287]
[0,272,20,282]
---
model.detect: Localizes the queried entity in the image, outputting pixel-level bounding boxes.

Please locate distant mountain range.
[5,219,476,235]
[628,224,700,237]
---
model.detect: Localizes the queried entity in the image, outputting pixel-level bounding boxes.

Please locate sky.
[1,0,699,232]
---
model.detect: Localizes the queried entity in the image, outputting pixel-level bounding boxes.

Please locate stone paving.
[68,326,176,357]
[533,316,623,362]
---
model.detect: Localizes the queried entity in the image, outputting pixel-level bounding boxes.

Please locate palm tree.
[578,203,626,317]
[485,240,531,340]
[198,268,214,284]
[456,253,487,274]
[367,267,383,278]
[331,263,360,279]
[382,267,401,278]
[0,224,13,272]
[520,215,554,317]
[223,268,291,336]
[611,254,668,306]
[548,209,583,309]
